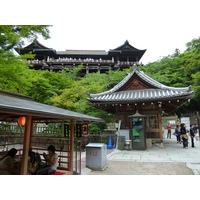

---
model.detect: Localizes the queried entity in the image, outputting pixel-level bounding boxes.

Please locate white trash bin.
[86,143,107,170]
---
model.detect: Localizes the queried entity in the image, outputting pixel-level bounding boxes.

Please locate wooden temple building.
[15,40,146,76]
[0,90,103,175]
[87,66,195,150]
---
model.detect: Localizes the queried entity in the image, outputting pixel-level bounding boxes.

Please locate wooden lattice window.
[146,115,158,129]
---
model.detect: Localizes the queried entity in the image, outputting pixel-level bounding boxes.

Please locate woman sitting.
[43,145,58,174]
[27,151,39,175]
[0,148,18,175]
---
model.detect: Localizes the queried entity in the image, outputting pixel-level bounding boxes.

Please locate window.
[146,115,158,129]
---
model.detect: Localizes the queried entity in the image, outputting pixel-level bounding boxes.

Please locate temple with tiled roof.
[15,40,146,76]
[87,66,194,150]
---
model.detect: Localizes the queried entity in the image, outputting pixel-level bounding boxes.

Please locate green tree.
[0,25,51,51]
[0,25,51,95]
[141,37,200,115]
[185,37,200,54]
[26,67,83,104]
[0,52,33,94]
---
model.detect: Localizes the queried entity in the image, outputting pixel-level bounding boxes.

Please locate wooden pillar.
[50,65,53,72]
[98,65,100,73]
[158,108,163,139]
[127,56,129,63]
[29,120,35,151]
[86,65,89,74]
[20,115,33,175]
[69,119,75,173]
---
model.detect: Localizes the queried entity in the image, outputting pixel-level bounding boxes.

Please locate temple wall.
[115,104,163,140]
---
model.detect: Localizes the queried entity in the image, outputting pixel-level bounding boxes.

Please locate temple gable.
[118,74,156,91]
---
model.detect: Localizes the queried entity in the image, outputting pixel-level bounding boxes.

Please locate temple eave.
[88,92,194,102]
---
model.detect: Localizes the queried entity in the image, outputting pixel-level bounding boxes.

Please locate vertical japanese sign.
[64,124,69,137]
[82,123,88,135]
[76,124,82,137]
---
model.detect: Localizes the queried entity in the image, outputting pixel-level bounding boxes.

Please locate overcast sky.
[4,0,200,64]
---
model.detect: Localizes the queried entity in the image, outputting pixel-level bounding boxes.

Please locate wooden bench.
[50,171,66,175]
[50,170,67,175]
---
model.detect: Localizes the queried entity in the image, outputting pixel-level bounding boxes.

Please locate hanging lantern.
[18,116,26,126]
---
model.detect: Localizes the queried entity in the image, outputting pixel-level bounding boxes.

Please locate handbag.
[182,134,188,139]
[173,132,178,136]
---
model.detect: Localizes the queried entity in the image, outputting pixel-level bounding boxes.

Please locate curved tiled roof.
[88,88,194,102]
[23,40,51,50]
[110,40,145,52]
[88,66,194,102]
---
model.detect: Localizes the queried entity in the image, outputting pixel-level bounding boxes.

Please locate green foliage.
[0,25,51,95]
[42,123,63,135]
[0,51,34,94]
[81,72,109,93]
[26,70,71,104]
[62,64,84,81]
[141,37,200,115]
[51,82,87,112]
[192,71,200,102]
[0,25,51,51]
[88,123,107,134]
[185,37,200,54]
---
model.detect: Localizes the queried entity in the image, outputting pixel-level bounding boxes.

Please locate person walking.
[193,124,198,135]
[175,125,181,144]
[180,123,188,149]
[190,124,195,148]
[166,123,172,139]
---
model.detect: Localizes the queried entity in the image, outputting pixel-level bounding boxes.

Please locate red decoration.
[18,116,26,126]
[82,124,88,135]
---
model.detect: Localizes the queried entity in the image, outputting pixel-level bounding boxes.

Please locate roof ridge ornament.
[128,110,146,118]
[125,40,129,45]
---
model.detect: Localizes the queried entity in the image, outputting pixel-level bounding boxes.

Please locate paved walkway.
[81,133,200,175]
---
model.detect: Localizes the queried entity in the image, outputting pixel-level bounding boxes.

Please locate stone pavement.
[81,133,200,175]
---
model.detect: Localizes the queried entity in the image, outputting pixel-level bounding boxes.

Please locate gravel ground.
[89,161,194,175]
